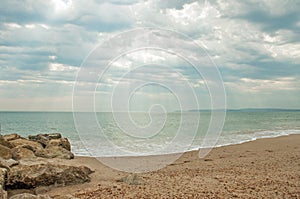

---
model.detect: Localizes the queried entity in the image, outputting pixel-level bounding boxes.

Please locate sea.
[0,110,300,157]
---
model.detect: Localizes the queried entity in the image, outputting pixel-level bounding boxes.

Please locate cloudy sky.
[0,0,299,111]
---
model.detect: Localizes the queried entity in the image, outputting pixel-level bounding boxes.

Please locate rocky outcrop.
[0,168,8,199]
[0,145,12,160]
[0,158,18,169]
[46,138,71,151]
[0,187,7,199]
[2,134,20,142]
[11,146,36,160]
[6,163,93,189]
[0,168,7,188]
[0,133,74,161]
[0,133,90,199]
[35,146,74,160]
[28,133,62,148]
[9,139,43,152]
[0,136,13,149]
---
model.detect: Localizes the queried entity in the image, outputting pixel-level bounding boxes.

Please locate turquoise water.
[0,111,300,156]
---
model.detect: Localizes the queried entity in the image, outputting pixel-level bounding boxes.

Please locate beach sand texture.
[20,134,299,198]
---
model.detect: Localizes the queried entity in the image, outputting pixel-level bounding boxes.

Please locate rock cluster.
[0,133,93,199]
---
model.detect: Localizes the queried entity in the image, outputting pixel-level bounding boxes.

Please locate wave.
[72,129,300,157]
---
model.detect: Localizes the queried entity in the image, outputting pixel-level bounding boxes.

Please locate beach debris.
[117,174,145,185]
[6,163,92,189]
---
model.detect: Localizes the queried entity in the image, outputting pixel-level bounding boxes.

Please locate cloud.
[0,0,300,111]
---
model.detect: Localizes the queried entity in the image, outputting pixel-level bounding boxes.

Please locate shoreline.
[72,130,300,158]
[13,134,298,198]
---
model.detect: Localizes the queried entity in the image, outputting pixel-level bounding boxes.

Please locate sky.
[0,0,300,111]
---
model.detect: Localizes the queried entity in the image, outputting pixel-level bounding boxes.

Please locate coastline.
[16,134,299,198]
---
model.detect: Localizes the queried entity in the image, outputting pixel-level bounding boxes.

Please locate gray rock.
[0,145,12,160]
[6,163,92,189]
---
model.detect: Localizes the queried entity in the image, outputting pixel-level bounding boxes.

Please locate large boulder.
[6,163,93,189]
[11,146,36,160]
[2,134,20,142]
[9,139,43,152]
[46,138,71,151]
[35,146,74,160]
[0,145,12,160]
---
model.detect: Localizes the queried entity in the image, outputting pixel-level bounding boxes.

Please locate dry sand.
[11,135,300,198]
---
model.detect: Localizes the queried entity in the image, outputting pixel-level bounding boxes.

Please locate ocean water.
[0,111,300,157]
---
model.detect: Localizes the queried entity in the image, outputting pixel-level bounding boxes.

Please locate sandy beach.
[8,134,297,198]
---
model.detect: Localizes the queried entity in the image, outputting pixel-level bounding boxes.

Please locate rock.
[0,185,7,199]
[28,133,62,148]
[52,194,79,199]
[47,133,62,140]
[0,145,12,160]
[118,174,145,185]
[11,146,36,160]
[6,163,92,189]
[0,168,7,187]
[34,186,50,195]
[9,193,52,199]
[35,146,74,160]
[2,134,20,142]
[28,134,49,148]
[9,139,43,152]
[0,136,13,149]
[46,138,71,151]
[0,158,18,169]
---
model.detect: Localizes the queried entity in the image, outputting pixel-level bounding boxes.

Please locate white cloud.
[227,77,299,93]
[49,63,78,72]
